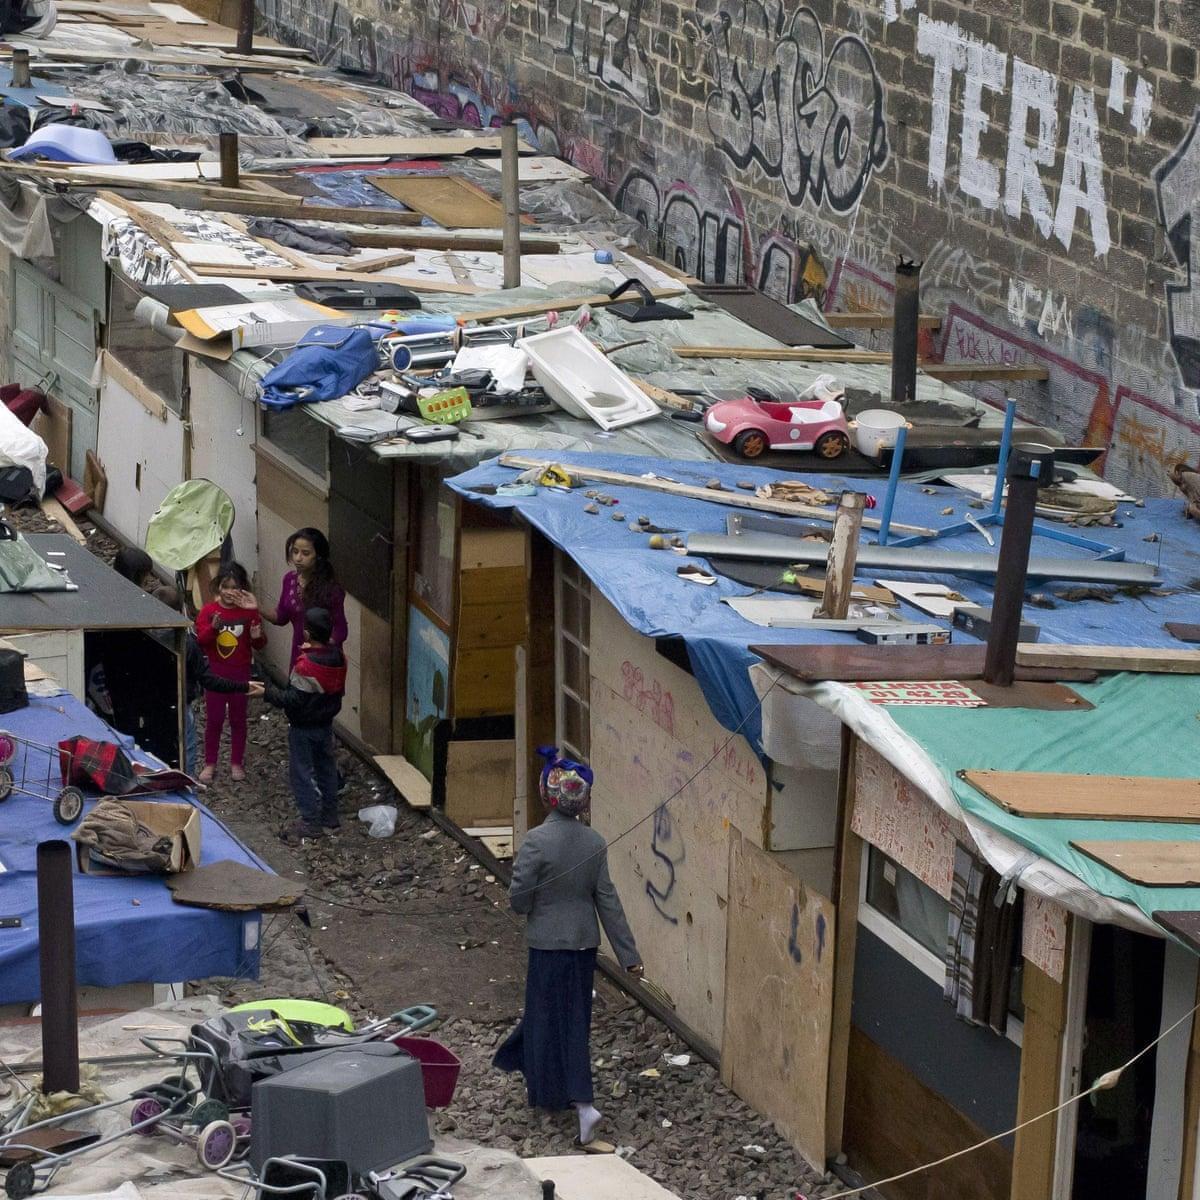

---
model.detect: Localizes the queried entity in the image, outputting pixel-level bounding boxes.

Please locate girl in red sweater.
[195,562,266,783]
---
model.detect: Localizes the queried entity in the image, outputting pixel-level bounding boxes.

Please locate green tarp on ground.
[884,673,1200,924]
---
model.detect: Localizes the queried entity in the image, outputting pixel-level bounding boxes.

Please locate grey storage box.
[250,1043,431,1173]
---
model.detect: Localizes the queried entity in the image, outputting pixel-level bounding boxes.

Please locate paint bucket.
[853,409,907,459]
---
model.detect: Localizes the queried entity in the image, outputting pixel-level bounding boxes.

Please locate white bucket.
[853,409,907,458]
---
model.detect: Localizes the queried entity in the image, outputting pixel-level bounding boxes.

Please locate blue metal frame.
[874,398,1125,560]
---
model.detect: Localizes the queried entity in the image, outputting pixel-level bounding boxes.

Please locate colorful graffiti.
[702,5,889,213]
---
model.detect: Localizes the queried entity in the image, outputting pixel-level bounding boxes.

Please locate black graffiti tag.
[704,5,888,213]
[1155,110,1200,389]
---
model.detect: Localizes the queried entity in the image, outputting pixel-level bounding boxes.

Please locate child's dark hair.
[214,561,251,594]
[304,607,333,645]
[114,546,153,585]
[286,527,338,610]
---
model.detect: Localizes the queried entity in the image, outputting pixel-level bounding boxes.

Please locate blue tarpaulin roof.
[447,451,1200,755]
[0,689,266,1003]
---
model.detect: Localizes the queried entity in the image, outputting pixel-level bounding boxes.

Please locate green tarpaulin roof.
[884,672,1200,925]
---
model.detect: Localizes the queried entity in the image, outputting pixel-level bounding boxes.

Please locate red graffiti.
[620,660,675,736]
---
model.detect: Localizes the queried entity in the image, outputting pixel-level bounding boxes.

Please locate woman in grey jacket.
[494,748,642,1147]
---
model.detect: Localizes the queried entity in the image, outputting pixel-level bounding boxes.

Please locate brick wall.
[261,0,1200,496]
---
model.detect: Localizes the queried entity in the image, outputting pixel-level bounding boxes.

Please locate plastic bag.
[358,804,397,838]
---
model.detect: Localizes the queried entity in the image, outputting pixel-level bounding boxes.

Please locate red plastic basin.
[389,1034,461,1108]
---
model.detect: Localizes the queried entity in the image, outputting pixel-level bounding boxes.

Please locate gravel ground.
[7,502,840,1199]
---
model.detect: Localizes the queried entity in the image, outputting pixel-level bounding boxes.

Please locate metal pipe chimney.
[37,840,80,1095]
[891,258,921,408]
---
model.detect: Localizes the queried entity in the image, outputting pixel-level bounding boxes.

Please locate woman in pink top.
[261,528,347,668]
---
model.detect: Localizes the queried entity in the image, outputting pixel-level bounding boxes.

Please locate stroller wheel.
[197,1120,238,1170]
[189,1098,229,1126]
[0,767,12,802]
[131,1096,166,1133]
[53,786,85,825]
[4,1163,35,1200]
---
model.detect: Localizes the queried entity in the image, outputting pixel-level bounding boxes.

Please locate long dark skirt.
[493,947,596,1109]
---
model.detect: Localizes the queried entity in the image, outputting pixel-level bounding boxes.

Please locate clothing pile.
[72,798,177,874]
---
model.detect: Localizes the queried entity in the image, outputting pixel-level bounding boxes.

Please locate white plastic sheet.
[0,392,48,494]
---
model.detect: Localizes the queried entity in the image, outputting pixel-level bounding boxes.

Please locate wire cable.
[510,673,781,902]
[816,998,1200,1199]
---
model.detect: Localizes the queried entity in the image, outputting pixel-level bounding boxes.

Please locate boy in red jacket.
[261,607,347,841]
[195,562,266,784]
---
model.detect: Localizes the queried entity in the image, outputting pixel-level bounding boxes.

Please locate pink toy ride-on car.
[703,393,852,460]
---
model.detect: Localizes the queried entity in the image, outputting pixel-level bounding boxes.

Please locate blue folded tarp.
[0,689,267,1003]
[259,326,378,410]
[446,451,1200,756]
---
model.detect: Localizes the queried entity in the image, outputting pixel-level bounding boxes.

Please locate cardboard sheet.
[370,174,510,228]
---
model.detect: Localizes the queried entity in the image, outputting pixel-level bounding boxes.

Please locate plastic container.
[515,326,658,430]
[853,409,907,458]
[390,1035,462,1108]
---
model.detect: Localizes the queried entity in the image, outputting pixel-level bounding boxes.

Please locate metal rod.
[983,444,1056,687]
[236,0,254,55]
[218,133,240,190]
[37,841,80,1096]
[11,48,31,90]
[876,423,908,547]
[890,258,921,408]
[541,1183,556,1200]
[501,123,521,290]
[815,491,866,620]
[990,397,1017,516]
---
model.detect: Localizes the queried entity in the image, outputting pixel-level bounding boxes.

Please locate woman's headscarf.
[537,745,593,817]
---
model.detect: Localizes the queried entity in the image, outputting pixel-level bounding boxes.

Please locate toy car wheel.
[197,1120,238,1170]
[52,786,84,825]
[0,767,12,802]
[733,429,769,458]
[189,1098,229,1126]
[4,1162,35,1200]
[814,431,850,460]
[131,1096,166,1133]
[0,732,15,766]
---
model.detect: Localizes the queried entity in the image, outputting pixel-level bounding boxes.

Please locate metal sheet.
[687,531,1160,586]
[692,284,852,349]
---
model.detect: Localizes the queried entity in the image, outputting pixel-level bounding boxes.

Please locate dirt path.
[9,504,836,1199]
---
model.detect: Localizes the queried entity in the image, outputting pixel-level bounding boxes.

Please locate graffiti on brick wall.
[701,5,888,213]
[1155,112,1200,389]
[552,0,660,113]
[916,13,1155,258]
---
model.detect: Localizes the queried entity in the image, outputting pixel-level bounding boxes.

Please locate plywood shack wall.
[586,592,768,1051]
[453,524,525,720]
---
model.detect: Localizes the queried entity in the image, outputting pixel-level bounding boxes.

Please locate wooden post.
[236,0,255,55]
[814,491,866,620]
[500,122,521,290]
[219,133,240,190]
[11,49,31,90]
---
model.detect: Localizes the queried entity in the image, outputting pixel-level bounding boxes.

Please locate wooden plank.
[458,564,526,606]
[370,174,513,229]
[721,828,834,1169]
[359,605,392,753]
[671,345,1049,380]
[963,770,1200,822]
[497,453,935,537]
[253,447,328,532]
[373,754,431,808]
[518,529,555,839]
[1010,944,1071,1200]
[1072,840,1200,885]
[306,134,537,158]
[752,642,1098,684]
[825,311,941,330]
[461,287,685,324]
[340,228,560,253]
[1015,643,1200,674]
[844,1029,1011,1200]
[354,251,422,273]
[40,497,86,545]
[187,263,478,292]
[444,739,514,828]
[452,646,516,718]
[457,602,526,648]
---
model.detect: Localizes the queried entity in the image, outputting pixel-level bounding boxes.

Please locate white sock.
[575,1102,602,1144]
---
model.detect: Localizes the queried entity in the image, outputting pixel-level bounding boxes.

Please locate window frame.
[858,844,1024,1048]
[554,552,591,762]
